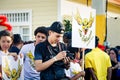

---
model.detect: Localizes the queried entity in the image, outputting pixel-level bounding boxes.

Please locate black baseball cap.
[49,21,65,34]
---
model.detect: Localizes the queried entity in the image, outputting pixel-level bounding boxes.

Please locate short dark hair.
[95,36,99,47]
[13,34,23,45]
[63,31,71,44]
[34,26,48,36]
[0,30,13,40]
[63,31,72,40]
[0,30,13,50]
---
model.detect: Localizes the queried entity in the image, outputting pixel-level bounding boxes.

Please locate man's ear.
[48,30,53,35]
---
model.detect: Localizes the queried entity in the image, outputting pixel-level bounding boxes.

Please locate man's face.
[35,32,47,44]
[49,31,63,43]
[63,37,69,44]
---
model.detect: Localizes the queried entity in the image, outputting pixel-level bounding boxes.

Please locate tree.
[63,19,72,32]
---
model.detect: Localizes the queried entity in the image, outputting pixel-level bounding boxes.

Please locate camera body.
[66,50,74,60]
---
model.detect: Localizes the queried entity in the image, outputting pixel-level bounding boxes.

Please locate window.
[22,27,30,41]
[0,10,32,41]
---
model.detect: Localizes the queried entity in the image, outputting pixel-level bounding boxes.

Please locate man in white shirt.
[19,26,48,80]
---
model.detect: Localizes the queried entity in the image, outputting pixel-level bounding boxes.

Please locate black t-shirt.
[9,46,20,54]
[34,40,67,80]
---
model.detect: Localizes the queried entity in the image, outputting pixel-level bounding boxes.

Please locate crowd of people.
[0,21,120,80]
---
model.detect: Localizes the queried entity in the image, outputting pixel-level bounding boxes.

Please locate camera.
[66,50,74,60]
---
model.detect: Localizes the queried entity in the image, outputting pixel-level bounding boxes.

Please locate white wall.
[107,17,120,47]
[0,0,58,40]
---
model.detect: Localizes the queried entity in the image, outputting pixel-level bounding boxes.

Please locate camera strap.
[47,43,66,79]
[47,43,62,58]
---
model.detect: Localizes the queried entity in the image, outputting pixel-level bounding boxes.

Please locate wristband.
[53,57,57,61]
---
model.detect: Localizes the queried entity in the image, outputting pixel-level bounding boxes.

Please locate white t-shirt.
[65,62,82,80]
[0,50,9,65]
[19,43,40,80]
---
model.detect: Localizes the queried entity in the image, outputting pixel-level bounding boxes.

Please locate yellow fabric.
[85,47,111,80]
[96,15,106,44]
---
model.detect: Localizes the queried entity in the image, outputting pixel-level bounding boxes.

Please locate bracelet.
[53,57,57,61]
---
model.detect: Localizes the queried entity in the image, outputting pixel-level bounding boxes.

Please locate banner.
[2,55,23,80]
[60,0,96,49]
[72,7,96,49]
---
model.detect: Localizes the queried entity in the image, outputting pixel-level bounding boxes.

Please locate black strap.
[47,43,62,58]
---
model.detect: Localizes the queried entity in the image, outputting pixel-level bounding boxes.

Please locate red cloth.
[98,44,105,51]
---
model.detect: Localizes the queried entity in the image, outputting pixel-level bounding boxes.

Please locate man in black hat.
[34,21,70,80]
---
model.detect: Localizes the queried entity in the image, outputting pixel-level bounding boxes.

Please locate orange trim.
[109,0,120,5]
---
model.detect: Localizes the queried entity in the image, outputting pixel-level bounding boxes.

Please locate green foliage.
[63,19,72,32]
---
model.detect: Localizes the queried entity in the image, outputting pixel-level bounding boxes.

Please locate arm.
[63,57,70,69]
[107,67,112,80]
[35,58,56,71]
[19,45,28,61]
[88,68,98,80]
[34,43,67,72]
[0,65,2,79]
[35,51,67,72]
[71,71,85,80]
[107,55,112,80]
[112,63,119,70]
[85,55,97,80]
[8,53,18,61]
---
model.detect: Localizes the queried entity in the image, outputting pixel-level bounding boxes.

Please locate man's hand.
[63,57,70,69]
[55,51,66,61]
[80,71,85,77]
[8,53,18,61]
